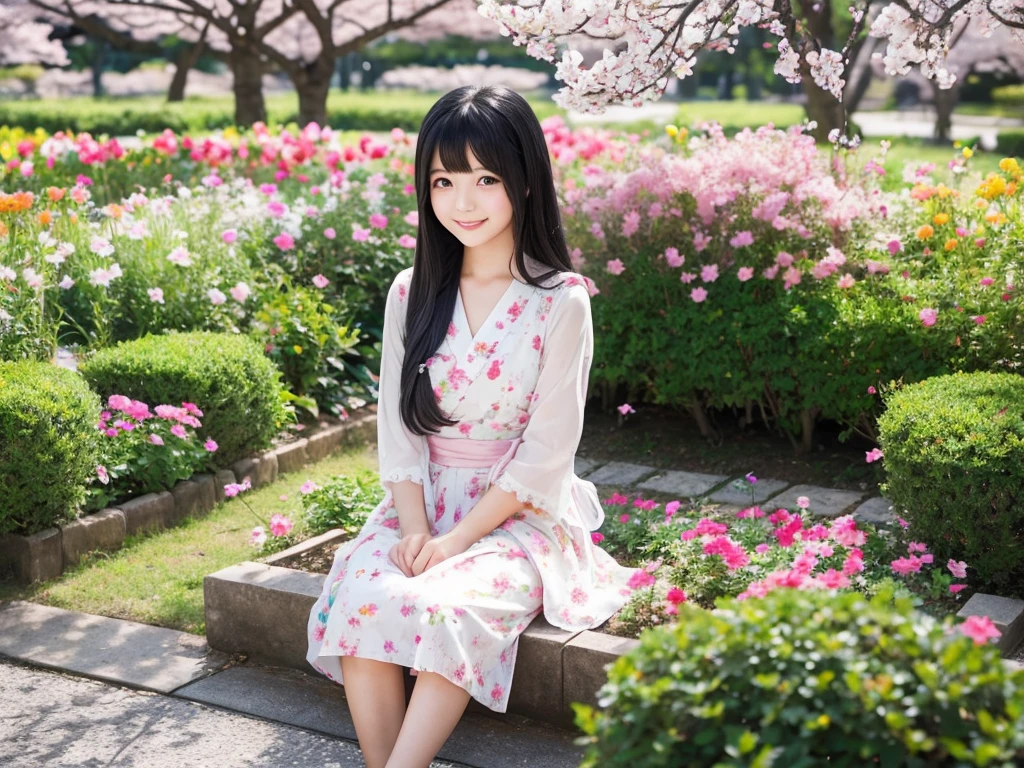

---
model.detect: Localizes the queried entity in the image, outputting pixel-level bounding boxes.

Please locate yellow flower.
[976,174,1007,200]
[665,124,679,138]
[292,344,303,354]
[999,157,1020,175]
[944,238,958,251]
[962,147,973,159]
[0,142,11,162]
[916,225,934,240]
[932,213,949,226]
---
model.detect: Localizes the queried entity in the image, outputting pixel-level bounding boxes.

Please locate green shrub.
[991,85,1024,111]
[575,588,1024,767]
[877,372,1024,593]
[0,362,100,535]
[996,129,1024,158]
[80,331,289,466]
[301,472,383,537]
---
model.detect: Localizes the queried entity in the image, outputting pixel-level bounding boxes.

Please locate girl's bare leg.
[384,670,471,768]
[339,656,408,768]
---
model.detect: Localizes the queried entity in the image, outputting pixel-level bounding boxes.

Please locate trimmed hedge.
[996,129,1024,159]
[80,331,288,466]
[878,371,1024,592]
[575,588,1024,767]
[0,362,100,535]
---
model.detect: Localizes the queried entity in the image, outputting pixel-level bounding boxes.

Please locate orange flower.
[916,225,934,240]
[1008,182,1017,196]
[0,191,35,213]
[47,186,66,203]
[985,211,1007,225]
[932,213,949,226]
[944,238,958,251]
[0,222,7,237]
[69,212,79,224]
[37,210,52,226]
[104,203,124,219]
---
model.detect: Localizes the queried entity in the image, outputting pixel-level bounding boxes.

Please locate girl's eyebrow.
[429,166,489,176]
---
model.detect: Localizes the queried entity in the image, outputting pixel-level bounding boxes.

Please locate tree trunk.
[230,49,267,126]
[293,57,335,128]
[932,80,962,143]
[91,42,109,98]
[167,32,208,103]
[803,79,846,142]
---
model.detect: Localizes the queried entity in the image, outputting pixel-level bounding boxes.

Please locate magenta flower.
[591,532,605,544]
[947,559,968,578]
[729,231,754,247]
[273,232,295,250]
[627,569,656,590]
[222,229,238,244]
[204,439,218,452]
[949,584,967,594]
[919,308,938,327]
[170,424,188,439]
[300,480,319,495]
[149,433,164,446]
[865,448,884,463]
[269,513,294,537]
[369,213,389,229]
[398,234,416,249]
[96,465,109,484]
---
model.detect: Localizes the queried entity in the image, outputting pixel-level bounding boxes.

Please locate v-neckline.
[456,278,520,345]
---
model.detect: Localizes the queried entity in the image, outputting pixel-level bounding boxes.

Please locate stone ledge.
[203,561,606,729]
[563,630,641,715]
[264,528,351,568]
[0,527,62,583]
[958,593,1024,654]
[120,492,174,538]
[60,508,126,569]
[269,438,309,475]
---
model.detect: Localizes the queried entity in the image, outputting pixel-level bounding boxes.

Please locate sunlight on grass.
[1,445,377,635]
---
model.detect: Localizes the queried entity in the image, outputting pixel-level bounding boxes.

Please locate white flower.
[167,247,193,267]
[88,262,122,288]
[207,288,227,306]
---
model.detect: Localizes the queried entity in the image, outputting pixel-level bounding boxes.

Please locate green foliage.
[878,372,1024,593]
[80,331,289,466]
[301,472,383,537]
[0,361,100,535]
[575,588,1024,768]
[995,129,1024,159]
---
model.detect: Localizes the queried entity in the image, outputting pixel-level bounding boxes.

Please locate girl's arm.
[450,485,528,548]
[392,479,431,536]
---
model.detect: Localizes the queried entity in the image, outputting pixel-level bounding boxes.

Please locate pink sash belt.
[426,435,516,468]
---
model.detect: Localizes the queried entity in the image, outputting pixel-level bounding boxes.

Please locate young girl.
[306,85,638,768]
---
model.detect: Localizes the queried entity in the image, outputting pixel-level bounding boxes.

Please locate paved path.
[0,658,448,768]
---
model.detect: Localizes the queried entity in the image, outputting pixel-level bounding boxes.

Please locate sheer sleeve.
[377,268,426,492]
[491,281,593,519]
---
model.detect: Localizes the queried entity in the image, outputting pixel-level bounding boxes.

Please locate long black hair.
[400,85,574,436]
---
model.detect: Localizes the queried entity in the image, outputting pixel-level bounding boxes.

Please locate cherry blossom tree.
[32,1,494,127]
[475,0,1024,141]
[0,2,70,68]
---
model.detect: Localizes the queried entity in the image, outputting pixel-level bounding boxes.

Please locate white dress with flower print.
[306,255,638,713]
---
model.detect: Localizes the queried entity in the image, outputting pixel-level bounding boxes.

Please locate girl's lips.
[456,219,487,230]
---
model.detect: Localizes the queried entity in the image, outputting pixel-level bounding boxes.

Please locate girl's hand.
[411,530,472,576]
[389,532,431,577]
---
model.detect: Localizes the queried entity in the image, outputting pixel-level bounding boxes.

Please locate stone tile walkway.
[575,456,892,524]
[0,600,584,768]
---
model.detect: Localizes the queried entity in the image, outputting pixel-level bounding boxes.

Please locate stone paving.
[576,459,892,524]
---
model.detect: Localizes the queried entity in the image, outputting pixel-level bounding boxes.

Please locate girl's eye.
[432,176,500,189]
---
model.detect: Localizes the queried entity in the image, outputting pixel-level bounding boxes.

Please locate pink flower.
[919,308,938,327]
[269,513,294,537]
[865,448,884,463]
[755,543,770,554]
[980,277,995,287]
[251,526,267,547]
[831,515,867,547]
[908,541,928,554]
[230,282,251,303]
[949,584,967,594]
[947,559,968,578]
[352,228,371,242]
[149,433,164,446]
[170,424,188,439]
[898,517,909,529]
[148,287,165,304]
[666,587,687,605]
[300,480,319,495]
[867,386,876,394]
[737,266,754,282]
[690,287,708,303]
[369,213,389,229]
[222,229,238,244]
[312,274,329,289]
[96,465,109,484]
[796,496,810,509]
[618,403,635,415]
[618,513,631,524]
[958,615,1000,645]
[680,518,728,540]
[273,232,295,250]
[398,234,417,249]
[627,569,656,590]
[973,315,986,325]
[591,532,605,544]
[207,288,227,306]
[323,227,336,240]
[703,536,750,570]
[606,258,626,275]
[701,264,719,283]
[729,230,754,247]
[664,247,684,267]
[890,556,922,576]
[204,439,218,452]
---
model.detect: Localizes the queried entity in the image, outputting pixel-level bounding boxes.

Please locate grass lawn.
[0,445,378,636]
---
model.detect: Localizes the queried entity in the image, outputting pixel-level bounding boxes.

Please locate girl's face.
[428,146,515,249]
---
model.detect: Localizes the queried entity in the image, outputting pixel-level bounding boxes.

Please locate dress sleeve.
[491,282,593,519]
[377,269,426,492]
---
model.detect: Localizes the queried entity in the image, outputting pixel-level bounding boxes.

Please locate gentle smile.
[455,219,487,229]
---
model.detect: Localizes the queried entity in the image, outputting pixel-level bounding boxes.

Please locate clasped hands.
[388,529,472,577]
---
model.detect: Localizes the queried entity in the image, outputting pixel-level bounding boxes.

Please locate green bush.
[877,372,1024,593]
[995,129,1024,159]
[991,85,1024,112]
[575,588,1024,767]
[0,362,100,535]
[80,331,289,466]
[301,472,383,537]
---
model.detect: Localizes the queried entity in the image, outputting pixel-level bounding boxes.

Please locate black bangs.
[429,100,523,183]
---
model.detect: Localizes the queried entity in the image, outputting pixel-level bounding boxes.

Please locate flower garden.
[2,116,1023,764]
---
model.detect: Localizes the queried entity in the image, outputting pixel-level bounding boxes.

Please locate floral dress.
[306,254,638,713]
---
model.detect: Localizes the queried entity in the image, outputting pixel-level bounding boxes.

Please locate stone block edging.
[203,560,624,729]
[0,411,378,585]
